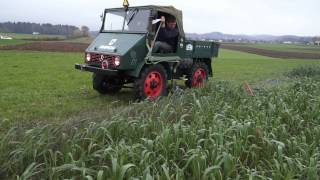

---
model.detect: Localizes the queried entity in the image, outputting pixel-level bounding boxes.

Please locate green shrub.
[287,65,320,77]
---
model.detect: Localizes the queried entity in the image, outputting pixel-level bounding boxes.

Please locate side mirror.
[100,12,104,22]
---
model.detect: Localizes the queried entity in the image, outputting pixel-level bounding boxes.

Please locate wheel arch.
[126,61,145,78]
[158,62,172,80]
[126,61,172,79]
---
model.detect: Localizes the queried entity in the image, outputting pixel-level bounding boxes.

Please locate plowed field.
[0,42,88,52]
[1,41,320,60]
[221,44,320,59]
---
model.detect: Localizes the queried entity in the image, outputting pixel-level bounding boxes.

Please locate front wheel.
[92,73,123,94]
[185,62,209,88]
[134,64,168,100]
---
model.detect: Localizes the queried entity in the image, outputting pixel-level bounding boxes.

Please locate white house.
[0,35,13,40]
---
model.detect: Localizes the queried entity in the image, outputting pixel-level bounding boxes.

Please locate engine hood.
[86,33,145,56]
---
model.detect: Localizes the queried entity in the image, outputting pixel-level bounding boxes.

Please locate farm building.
[313,37,320,46]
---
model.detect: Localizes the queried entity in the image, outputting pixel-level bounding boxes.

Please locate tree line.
[0,22,89,37]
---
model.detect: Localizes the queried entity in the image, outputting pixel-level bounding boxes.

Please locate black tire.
[185,62,209,88]
[92,73,123,94]
[134,64,168,100]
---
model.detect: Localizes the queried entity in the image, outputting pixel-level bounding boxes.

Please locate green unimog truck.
[75,5,219,100]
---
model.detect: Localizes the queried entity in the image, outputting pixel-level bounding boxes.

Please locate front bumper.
[75,64,119,76]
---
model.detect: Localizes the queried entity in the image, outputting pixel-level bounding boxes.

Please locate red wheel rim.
[144,71,163,99]
[192,68,206,87]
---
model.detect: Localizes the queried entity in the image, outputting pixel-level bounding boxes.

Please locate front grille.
[89,53,114,68]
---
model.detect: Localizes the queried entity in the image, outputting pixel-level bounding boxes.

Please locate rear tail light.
[85,53,91,62]
[113,56,121,67]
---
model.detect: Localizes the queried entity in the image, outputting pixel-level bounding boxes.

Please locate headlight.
[113,56,121,67]
[86,53,91,62]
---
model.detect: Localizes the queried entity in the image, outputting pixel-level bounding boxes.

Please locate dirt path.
[1,41,320,60]
[221,44,320,59]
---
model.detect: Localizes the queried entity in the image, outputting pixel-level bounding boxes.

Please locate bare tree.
[72,29,83,38]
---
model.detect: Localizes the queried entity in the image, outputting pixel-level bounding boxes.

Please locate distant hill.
[186,32,314,43]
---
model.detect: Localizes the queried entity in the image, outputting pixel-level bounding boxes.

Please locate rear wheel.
[134,64,168,100]
[92,73,123,94]
[186,62,209,88]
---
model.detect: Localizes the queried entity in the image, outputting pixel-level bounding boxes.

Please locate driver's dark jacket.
[157,27,179,48]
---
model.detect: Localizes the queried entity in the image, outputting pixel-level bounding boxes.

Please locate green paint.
[80,6,219,79]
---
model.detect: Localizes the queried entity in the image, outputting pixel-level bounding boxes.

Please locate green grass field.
[0,33,67,46]
[0,51,132,127]
[1,45,320,178]
[0,39,30,46]
[213,49,320,82]
[0,48,319,126]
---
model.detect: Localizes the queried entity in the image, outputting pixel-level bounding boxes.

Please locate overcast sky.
[1,0,319,36]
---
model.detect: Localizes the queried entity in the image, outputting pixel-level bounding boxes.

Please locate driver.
[153,16,179,53]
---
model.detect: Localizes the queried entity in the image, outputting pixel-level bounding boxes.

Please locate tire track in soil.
[221,44,320,60]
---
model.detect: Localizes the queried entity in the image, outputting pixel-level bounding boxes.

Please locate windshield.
[102,9,150,32]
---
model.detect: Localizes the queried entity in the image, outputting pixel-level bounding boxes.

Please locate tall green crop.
[1,67,320,179]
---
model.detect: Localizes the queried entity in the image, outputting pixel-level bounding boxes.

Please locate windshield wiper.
[127,9,139,25]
